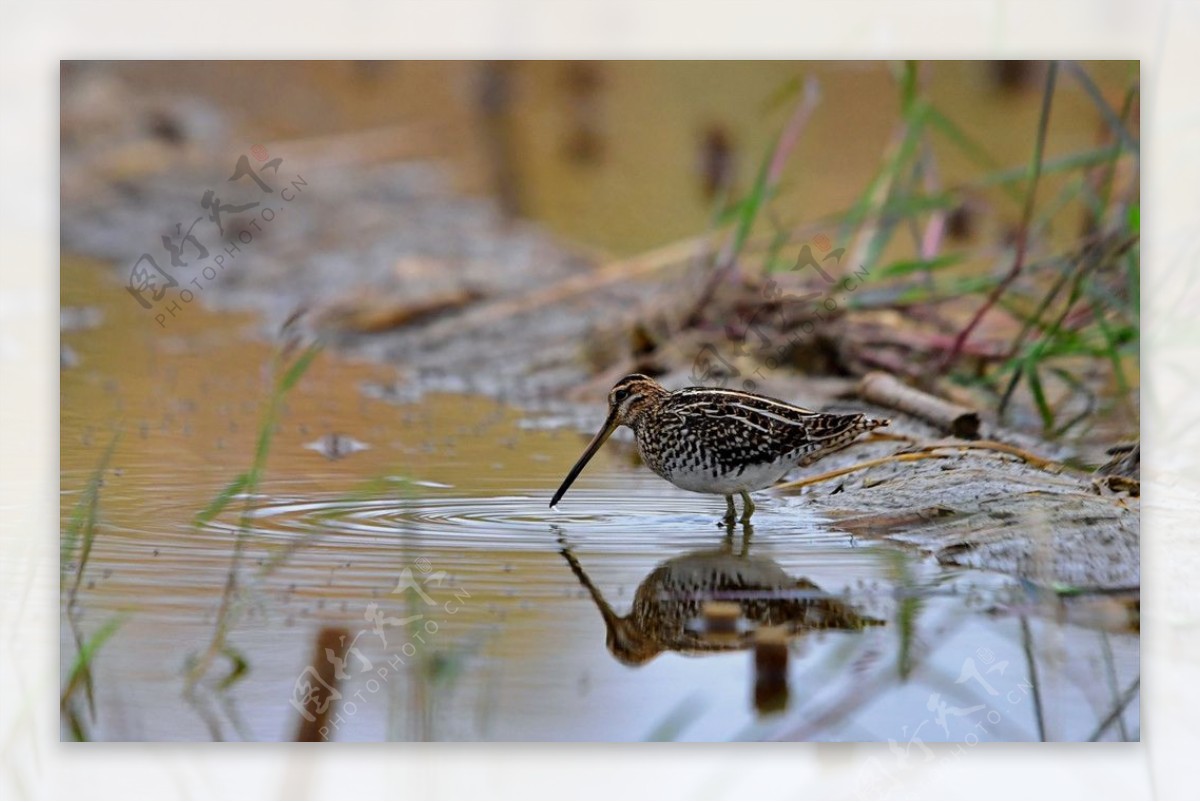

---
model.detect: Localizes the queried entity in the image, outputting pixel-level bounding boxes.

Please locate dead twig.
[1095,442,1139,479]
[911,439,1064,472]
[863,431,918,443]
[833,505,958,537]
[774,438,1064,493]
[267,122,442,167]
[1092,475,1140,497]
[313,288,484,335]
[774,451,955,492]
[1087,675,1140,741]
[858,371,981,439]
[1020,616,1048,741]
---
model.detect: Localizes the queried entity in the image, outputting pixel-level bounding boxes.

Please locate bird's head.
[605,373,668,427]
[550,374,667,508]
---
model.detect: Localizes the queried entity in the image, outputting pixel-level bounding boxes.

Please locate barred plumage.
[551,374,888,522]
[560,544,884,665]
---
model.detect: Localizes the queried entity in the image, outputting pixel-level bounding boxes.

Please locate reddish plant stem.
[918,139,947,262]
[685,77,821,327]
[937,61,1059,374]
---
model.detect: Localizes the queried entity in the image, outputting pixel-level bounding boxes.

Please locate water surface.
[61,258,1138,742]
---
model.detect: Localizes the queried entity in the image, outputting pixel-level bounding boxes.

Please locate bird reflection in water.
[556,525,884,667]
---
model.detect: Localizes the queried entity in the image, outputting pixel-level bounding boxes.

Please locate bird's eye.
[613,388,629,403]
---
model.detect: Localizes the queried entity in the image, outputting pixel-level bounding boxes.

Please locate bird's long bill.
[549,408,620,508]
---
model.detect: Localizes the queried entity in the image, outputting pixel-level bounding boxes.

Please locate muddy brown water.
[61,258,1137,742]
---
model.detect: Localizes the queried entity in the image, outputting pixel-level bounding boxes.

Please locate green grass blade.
[925,105,1000,170]
[63,432,120,586]
[1063,61,1139,157]
[729,151,774,259]
[280,343,323,393]
[188,341,326,697]
[760,74,804,114]
[1026,362,1056,432]
[194,472,252,527]
[61,615,127,718]
[217,646,250,690]
[1090,301,1134,397]
[978,146,1116,189]
[876,253,965,279]
[645,694,706,742]
[897,60,919,115]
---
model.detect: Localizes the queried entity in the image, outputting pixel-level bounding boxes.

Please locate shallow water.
[61,259,1138,742]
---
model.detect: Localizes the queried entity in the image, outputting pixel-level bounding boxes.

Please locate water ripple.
[194,486,864,558]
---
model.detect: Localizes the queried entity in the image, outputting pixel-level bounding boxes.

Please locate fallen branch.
[858,371,981,439]
[313,288,484,334]
[407,219,859,393]
[417,234,712,341]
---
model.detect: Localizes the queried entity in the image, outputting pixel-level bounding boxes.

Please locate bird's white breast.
[655,458,793,495]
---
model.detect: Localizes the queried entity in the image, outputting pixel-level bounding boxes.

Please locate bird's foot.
[722,494,738,527]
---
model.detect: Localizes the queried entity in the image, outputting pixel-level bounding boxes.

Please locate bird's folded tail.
[797,413,889,466]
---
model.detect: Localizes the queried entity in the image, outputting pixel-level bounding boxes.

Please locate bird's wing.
[662,390,869,466]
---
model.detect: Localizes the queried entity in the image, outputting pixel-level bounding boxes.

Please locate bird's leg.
[723,495,737,526]
[739,490,756,524]
[739,520,754,556]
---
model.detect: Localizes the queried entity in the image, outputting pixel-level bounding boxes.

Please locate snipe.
[550,374,888,523]
[558,535,884,666]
